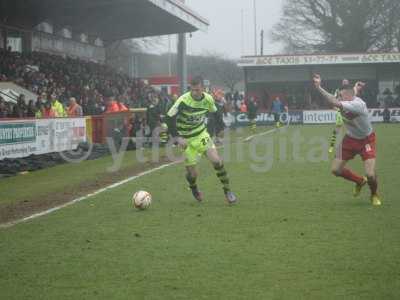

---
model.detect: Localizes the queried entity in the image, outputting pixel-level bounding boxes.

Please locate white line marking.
[0,161,180,229]
[1,127,282,229]
[243,128,277,142]
[242,121,292,142]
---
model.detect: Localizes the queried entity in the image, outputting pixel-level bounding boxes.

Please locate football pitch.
[1,124,399,299]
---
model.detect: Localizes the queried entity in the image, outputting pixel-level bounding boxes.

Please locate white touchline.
[242,121,292,142]
[243,128,276,142]
[0,161,181,229]
[0,127,281,229]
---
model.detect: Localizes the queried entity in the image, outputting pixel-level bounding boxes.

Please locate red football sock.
[367,177,378,195]
[340,168,364,185]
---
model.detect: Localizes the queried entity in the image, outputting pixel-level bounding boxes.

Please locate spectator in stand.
[396,95,400,107]
[271,96,286,128]
[12,94,27,118]
[42,101,56,118]
[105,96,120,113]
[0,50,178,117]
[240,101,247,113]
[225,91,232,103]
[383,88,395,107]
[225,95,233,113]
[146,92,161,138]
[158,92,173,118]
[210,89,226,145]
[67,97,83,117]
[394,84,400,106]
[5,102,12,116]
[50,93,66,117]
[117,99,129,112]
[26,100,36,117]
[383,106,391,123]
[35,101,44,118]
[0,97,8,118]
[236,96,242,112]
[394,85,400,107]
[89,98,103,115]
[37,92,47,104]
[233,91,240,103]
[247,96,258,133]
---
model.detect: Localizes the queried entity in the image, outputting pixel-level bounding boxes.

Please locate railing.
[0,23,106,62]
[0,89,18,104]
[32,32,106,63]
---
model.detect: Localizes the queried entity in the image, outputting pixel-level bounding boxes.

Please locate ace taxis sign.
[238,53,400,67]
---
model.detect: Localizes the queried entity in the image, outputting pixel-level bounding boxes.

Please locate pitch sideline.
[0,127,278,229]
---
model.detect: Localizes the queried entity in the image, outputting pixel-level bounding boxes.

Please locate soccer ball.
[133,191,152,210]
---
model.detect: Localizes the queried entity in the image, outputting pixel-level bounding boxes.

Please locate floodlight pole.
[260,29,264,56]
[177,32,187,95]
[241,9,245,56]
[253,0,257,56]
[177,0,188,95]
[168,35,172,76]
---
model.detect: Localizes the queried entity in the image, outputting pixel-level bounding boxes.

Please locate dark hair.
[190,76,204,87]
[340,84,354,93]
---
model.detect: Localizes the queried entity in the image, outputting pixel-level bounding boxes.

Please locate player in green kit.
[166,76,237,204]
[328,79,348,153]
[329,108,345,153]
[247,96,258,133]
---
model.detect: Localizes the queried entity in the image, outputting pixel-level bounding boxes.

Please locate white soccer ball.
[133,191,152,210]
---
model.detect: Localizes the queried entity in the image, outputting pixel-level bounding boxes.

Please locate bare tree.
[271,0,400,53]
[106,38,162,58]
[188,52,243,92]
[106,37,163,75]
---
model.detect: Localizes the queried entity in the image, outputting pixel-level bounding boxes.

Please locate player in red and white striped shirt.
[313,74,382,206]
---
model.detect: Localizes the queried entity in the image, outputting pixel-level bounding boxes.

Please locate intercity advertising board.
[303,110,337,124]
[303,108,400,124]
[0,118,86,160]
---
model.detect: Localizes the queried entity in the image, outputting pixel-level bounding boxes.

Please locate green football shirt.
[167,92,217,138]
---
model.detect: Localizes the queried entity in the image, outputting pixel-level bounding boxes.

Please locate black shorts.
[215,119,225,133]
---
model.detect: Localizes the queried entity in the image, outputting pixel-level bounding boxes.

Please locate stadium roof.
[0,0,209,43]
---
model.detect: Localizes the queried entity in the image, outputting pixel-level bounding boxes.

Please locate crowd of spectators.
[1,48,399,120]
[0,48,174,119]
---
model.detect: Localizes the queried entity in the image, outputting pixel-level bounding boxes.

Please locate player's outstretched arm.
[313,74,342,109]
[354,81,366,96]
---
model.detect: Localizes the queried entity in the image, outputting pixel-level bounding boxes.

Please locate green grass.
[0,146,180,206]
[0,124,399,299]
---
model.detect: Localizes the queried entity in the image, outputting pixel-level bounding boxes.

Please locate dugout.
[238,53,400,110]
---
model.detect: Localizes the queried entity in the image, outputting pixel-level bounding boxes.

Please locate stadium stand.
[0,48,160,118]
[0,0,209,177]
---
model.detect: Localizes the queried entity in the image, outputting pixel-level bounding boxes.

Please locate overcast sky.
[183,0,285,58]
